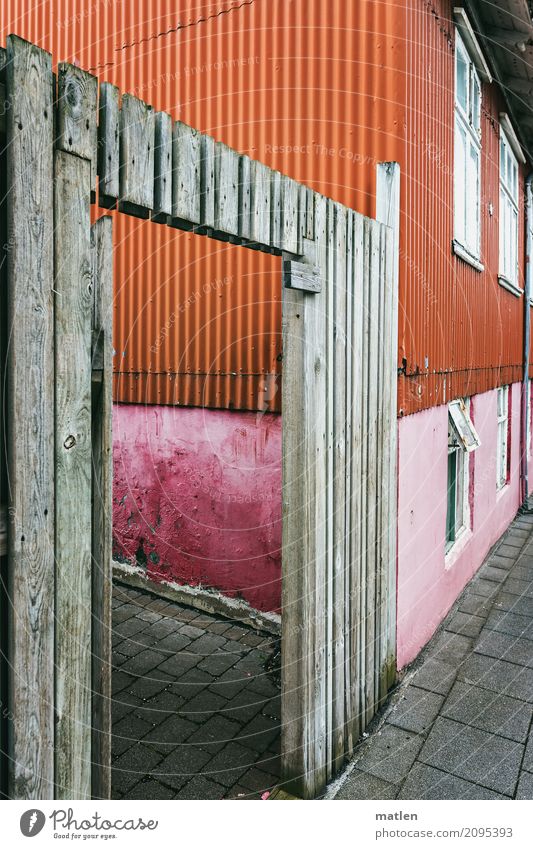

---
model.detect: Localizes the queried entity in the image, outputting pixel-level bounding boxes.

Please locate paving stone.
[247,674,280,698]
[174,775,227,799]
[154,746,212,791]
[468,578,501,599]
[256,750,281,775]
[458,653,533,702]
[197,651,240,676]
[397,763,507,800]
[489,555,516,570]
[510,565,533,583]
[187,715,241,752]
[261,696,281,720]
[168,666,214,698]
[225,784,255,799]
[179,624,205,639]
[134,689,185,723]
[205,743,258,786]
[334,769,399,800]
[186,634,228,655]
[224,626,251,640]
[112,697,141,724]
[516,771,533,799]
[498,544,522,558]
[209,666,251,699]
[485,608,533,639]
[121,649,168,676]
[474,628,533,670]
[143,714,198,750]
[477,564,509,584]
[441,680,532,743]
[238,713,280,752]
[136,609,163,624]
[156,652,200,677]
[428,632,473,666]
[127,779,176,800]
[239,767,279,793]
[388,686,444,735]
[126,674,172,701]
[112,734,134,759]
[112,744,163,795]
[112,671,136,696]
[458,594,492,619]
[181,690,227,723]
[112,713,154,745]
[413,658,457,696]
[113,637,155,658]
[151,631,192,654]
[240,632,269,647]
[445,612,485,639]
[522,733,533,771]
[495,592,533,617]
[502,578,533,598]
[221,688,267,724]
[205,620,233,635]
[352,725,424,784]
[418,716,522,796]
[114,617,148,638]
[145,618,184,640]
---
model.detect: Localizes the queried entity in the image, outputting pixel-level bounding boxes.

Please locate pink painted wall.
[397,383,521,669]
[112,405,282,612]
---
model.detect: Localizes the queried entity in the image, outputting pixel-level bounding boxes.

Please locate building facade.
[3,0,533,668]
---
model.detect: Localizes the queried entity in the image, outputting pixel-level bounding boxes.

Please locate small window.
[454,30,482,260]
[496,386,510,489]
[499,129,519,286]
[446,398,477,550]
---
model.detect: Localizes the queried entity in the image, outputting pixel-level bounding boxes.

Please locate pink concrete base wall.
[112,405,282,612]
[397,383,521,669]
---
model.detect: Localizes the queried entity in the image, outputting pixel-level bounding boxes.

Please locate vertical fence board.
[119,93,154,217]
[281,176,300,255]
[238,154,252,240]
[213,142,239,239]
[172,121,201,229]
[199,134,215,231]
[251,160,271,247]
[343,209,354,757]
[374,224,386,709]
[54,150,93,799]
[91,215,113,799]
[56,63,98,191]
[325,199,335,779]
[152,111,172,223]
[5,35,55,800]
[97,82,119,208]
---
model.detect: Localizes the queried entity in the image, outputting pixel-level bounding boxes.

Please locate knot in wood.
[63,434,76,450]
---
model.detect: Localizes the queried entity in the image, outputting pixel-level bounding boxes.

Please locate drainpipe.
[521,173,533,510]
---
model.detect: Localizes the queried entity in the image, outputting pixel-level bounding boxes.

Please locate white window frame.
[446,398,475,552]
[454,29,482,262]
[499,127,519,288]
[496,385,510,489]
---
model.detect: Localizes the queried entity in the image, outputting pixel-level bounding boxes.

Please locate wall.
[112,404,282,612]
[397,383,521,668]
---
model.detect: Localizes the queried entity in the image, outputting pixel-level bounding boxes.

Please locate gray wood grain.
[250,160,271,247]
[172,121,201,229]
[54,149,93,799]
[152,111,172,222]
[199,133,215,232]
[282,258,321,292]
[97,82,119,208]
[91,216,113,799]
[213,142,239,239]
[119,93,154,217]
[56,63,98,190]
[5,34,55,800]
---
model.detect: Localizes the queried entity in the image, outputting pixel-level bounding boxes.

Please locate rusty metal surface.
[1,0,527,414]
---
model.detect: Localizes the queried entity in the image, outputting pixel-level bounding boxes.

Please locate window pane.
[455,449,465,534]
[447,450,457,543]
[455,121,467,243]
[456,44,468,112]
[467,140,479,252]
[472,73,481,132]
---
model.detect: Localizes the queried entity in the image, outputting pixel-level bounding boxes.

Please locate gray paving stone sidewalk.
[335,510,533,800]
[111,585,281,799]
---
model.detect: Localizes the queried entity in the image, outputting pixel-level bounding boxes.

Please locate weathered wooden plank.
[376,163,399,693]
[119,93,154,217]
[199,133,215,231]
[5,34,55,800]
[306,187,315,240]
[238,154,252,240]
[359,216,371,734]
[54,149,93,799]
[270,170,282,250]
[151,111,172,223]
[171,121,201,230]
[281,207,327,797]
[91,215,113,799]
[56,63,98,190]
[343,208,354,758]
[97,82,119,208]
[325,198,335,779]
[332,202,347,775]
[373,221,386,710]
[281,175,300,255]
[213,142,239,239]
[250,160,271,248]
[282,258,321,293]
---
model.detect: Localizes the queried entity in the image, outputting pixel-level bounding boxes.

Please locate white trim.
[452,239,485,271]
[453,7,493,82]
[500,112,526,165]
[498,274,523,297]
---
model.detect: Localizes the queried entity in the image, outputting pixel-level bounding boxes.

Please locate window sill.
[452,240,484,272]
[496,480,510,500]
[498,275,523,297]
[445,525,472,569]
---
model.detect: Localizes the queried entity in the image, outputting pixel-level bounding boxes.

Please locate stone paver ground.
[111,584,281,799]
[335,510,533,800]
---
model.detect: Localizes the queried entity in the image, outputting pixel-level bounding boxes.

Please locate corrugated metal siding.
[400,0,526,415]
[0,0,406,412]
[0,1,527,415]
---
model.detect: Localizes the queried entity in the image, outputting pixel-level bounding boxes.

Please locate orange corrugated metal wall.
[0,0,406,412]
[1,0,526,416]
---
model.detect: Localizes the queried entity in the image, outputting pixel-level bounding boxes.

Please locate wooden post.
[119,93,154,217]
[5,35,55,800]
[54,149,93,799]
[91,216,113,799]
[56,63,98,194]
[98,82,119,209]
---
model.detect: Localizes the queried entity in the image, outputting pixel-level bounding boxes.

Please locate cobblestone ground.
[111,585,281,799]
[335,511,533,800]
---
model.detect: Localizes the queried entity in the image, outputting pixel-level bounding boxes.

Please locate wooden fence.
[0,34,398,800]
